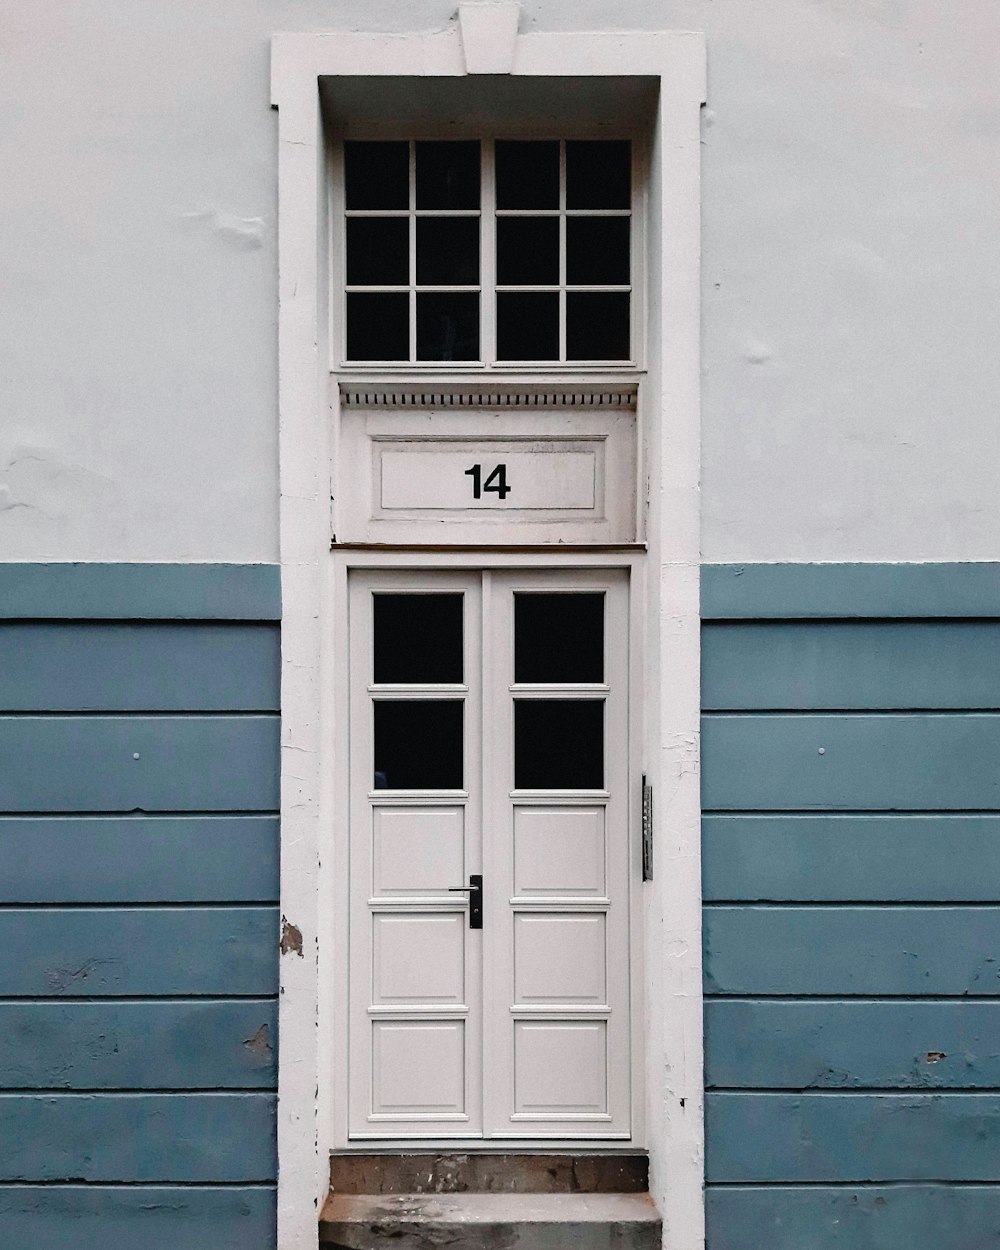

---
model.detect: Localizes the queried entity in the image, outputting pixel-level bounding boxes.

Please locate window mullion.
[408,140,417,363]
[558,139,567,363]
[482,140,496,366]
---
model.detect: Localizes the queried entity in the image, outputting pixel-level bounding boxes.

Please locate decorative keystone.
[458,2,520,74]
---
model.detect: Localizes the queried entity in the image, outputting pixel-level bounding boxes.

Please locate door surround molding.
[272,18,704,1249]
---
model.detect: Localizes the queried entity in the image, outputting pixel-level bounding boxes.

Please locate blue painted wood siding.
[0,566,279,1248]
[702,564,1000,1249]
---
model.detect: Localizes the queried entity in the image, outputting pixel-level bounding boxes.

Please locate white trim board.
[272,16,705,1250]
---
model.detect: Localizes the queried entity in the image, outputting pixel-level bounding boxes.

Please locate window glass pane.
[566,140,631,209]
[374,594,464,685]
[566,291,630,361]
[374,701,464,790]
[514,700,604,789]
[416,217,480,286]
[496,291,558,361]
[346,292,408,360]
[497,217,559,286]
[345,141,409,210]
[415,141,480,209]
[515,593,604,684]
[566,217,630,286]
[495,141,560,209]
[346,218,409,286]
[416,292,480,361]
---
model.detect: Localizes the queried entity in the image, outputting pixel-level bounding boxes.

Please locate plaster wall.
[1,0,997,561]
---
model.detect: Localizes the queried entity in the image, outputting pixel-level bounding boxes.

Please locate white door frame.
[272,16,704,1250]
[339,559,641,1148]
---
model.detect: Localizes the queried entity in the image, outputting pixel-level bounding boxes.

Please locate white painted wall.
[2,0,998,560]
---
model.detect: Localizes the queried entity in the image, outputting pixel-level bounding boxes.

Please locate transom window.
[341,139,633,366]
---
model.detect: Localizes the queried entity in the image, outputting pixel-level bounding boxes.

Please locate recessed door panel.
[513,806,606,896]
[373,807,465,895]
[372,1021,467,1117]
[373,913,466,1005]
[513,1020,609,1116]
[514,913,607,1004]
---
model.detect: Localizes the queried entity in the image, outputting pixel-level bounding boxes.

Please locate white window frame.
[272,17,705,1250]
[335,137,640,369]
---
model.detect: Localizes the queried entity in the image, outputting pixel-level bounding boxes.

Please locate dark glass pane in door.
[514,700,604,789]
[415,141,481,209]
[374,701,463,789]
[374,594,464,684]
[515,593,604,683]
[345,141,409,210]
[495,141,560,209]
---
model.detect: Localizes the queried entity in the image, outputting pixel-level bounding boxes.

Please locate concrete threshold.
[320,1191,662,1250]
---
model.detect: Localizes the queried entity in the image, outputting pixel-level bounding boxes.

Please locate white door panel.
[349,568,631,1140]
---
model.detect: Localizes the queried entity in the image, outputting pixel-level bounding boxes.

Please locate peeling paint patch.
[280,916,303,957]
[243,1022,273,1060]
[926,1051,947,1064]
[180,207,266,250]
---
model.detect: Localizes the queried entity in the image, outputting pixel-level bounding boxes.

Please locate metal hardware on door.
[448,874,483,929]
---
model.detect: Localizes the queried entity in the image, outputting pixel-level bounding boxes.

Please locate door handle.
[448,874,483,929]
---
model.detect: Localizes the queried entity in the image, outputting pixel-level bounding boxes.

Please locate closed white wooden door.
[348,569,632,1140]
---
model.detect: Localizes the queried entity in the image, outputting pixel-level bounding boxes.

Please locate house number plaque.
[379,446,597,512]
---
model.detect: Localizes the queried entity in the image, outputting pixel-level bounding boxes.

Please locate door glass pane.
[374,701,463,789]
[374,594,464,685]
[514,593,604,683]
[514,700,604,789]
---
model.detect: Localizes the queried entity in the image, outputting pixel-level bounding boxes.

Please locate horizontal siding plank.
[702,814,1000,901]
[0,1093,276,1181]
[704,906,1000,996]
[701,562,1000,620]
[706,1184,1000,1250]
[706,1000,1000,1089]
[0,623,279,711]
[0,1186,275,1250]
[0,564,280,621]
[702,713,1000,811]
[0,908,278,997]
[0,817,279,903]
[706,1092,1000,1182]
[702,621,1000,710]
[0,1001,277,1089]
[0,716,279,812]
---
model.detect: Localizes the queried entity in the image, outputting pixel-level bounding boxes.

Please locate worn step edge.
[329,1151,650,1195]
[320,1191,662,1248]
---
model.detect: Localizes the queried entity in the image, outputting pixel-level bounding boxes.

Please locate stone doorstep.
[328,1152,650,1195]
[319,1192,662,1250]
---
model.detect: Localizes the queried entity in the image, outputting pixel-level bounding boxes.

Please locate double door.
[348,568,633,1139]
